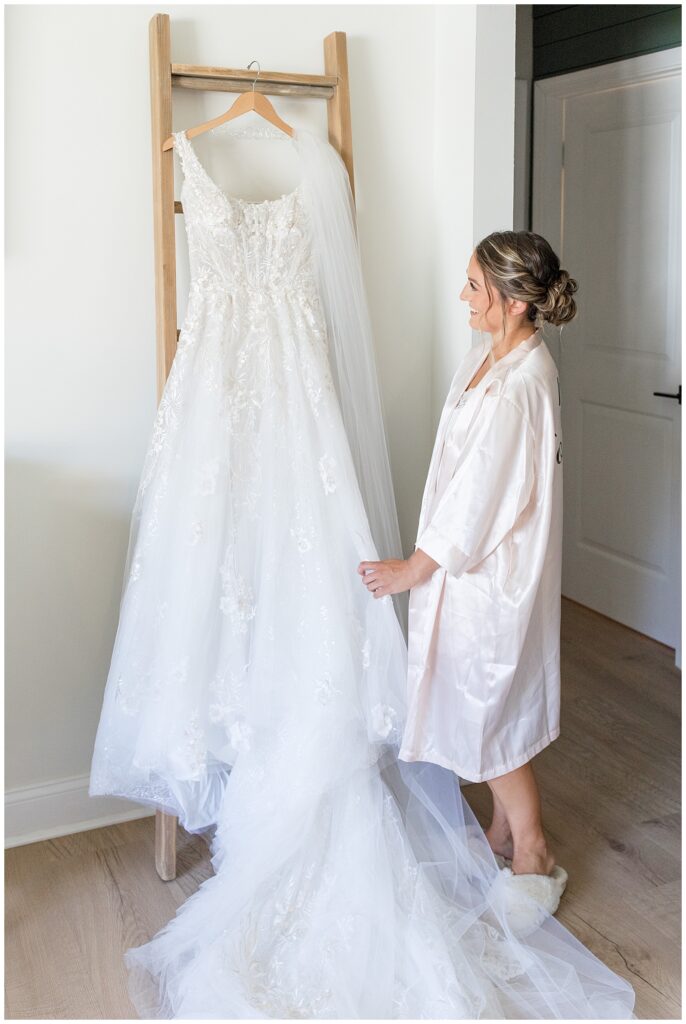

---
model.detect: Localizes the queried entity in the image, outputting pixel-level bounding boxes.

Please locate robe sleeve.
[416,391,536,577]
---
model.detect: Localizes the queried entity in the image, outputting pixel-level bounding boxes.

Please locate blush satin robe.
[398,329,563,782]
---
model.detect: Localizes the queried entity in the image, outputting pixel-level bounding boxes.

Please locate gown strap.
[172,129,196,180]
[172,130,224,205]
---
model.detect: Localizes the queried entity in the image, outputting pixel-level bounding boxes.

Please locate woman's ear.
[507,297,529,318]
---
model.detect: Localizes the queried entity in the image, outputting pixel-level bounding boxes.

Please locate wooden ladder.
[148,12,355,881]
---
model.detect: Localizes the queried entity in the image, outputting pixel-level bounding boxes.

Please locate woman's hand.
[357,549,440,598]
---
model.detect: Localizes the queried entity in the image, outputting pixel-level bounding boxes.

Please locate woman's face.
[459,252,498,333]
[459,252,529,337]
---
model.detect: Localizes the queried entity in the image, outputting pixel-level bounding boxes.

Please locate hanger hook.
[247,60,261,91]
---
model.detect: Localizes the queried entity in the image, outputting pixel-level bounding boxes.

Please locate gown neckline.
[178,128,303,209]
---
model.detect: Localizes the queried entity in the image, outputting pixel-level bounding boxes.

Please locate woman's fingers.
[358,561,394,597]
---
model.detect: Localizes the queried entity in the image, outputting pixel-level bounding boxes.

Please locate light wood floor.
[6,598,681,1020]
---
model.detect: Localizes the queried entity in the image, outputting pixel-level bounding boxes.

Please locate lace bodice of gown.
[173,129,317,305]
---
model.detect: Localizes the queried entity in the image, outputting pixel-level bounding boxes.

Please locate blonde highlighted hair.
[475,231,578,332]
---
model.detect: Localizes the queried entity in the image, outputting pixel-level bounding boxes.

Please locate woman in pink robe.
[359,230,578,880]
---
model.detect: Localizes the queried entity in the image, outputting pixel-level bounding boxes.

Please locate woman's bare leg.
[487,760,556,875]
[484,785,514,860]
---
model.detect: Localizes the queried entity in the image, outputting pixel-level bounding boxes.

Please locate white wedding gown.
[89,125,636,1019]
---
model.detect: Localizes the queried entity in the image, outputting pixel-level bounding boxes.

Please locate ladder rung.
[174,200,183,215]
[171,64,336,99]
[172,64,337,87]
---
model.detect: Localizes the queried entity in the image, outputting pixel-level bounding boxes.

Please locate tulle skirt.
[124,747,636,1018]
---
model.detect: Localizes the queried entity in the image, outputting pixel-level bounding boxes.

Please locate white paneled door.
[533,49,682,667]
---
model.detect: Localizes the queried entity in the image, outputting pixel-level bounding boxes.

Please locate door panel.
[533,50,681,663]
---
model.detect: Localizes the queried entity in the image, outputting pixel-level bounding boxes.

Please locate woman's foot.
[485,826,514,862]
[511,837,556,876]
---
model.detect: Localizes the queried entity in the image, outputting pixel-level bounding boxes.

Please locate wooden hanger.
[162,61,294,151]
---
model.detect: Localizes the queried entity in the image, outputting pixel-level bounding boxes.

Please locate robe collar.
[448,328,543,405]
[481,327,542,375]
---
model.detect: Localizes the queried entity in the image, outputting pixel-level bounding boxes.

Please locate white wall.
[5,4,517,843]
[473,4,517,244]
[432,4,518,426]
[432,4,477,428]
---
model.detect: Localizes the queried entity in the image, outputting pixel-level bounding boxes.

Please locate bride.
[361,230,574,884]
[89,121,636,1018]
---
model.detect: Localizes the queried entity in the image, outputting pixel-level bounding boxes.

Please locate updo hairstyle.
[474,231,578,330]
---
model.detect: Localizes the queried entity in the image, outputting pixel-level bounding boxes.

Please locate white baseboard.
[5,772,154,848]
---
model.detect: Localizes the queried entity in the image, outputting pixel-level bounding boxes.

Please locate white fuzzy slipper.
[491,864,568,936]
